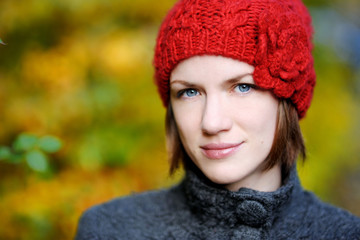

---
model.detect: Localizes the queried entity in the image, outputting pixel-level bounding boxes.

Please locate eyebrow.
[170,73,253,87]
[225,73,253,85]
[170,80,197,87]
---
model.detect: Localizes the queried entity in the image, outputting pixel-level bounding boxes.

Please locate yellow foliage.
[96,31,151,77]
[0,167,150,239]
[21,37,90,94]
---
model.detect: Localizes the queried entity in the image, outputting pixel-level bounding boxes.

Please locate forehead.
[170,55,255,84]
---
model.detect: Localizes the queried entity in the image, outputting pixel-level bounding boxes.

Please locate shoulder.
[306,191,360,237]
[285,189,360,239]
[75,184,187,240]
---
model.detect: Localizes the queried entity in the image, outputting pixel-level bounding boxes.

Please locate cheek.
[173,112,201,161]
[172,103,202,146]
[252,99,278,145]
[235,95,278,144]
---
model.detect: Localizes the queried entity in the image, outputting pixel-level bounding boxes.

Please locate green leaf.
[13,133,38,152]
[9,153,24,164]
[0,146,11,160]
[38,136,62,153]
[25,150,48,172]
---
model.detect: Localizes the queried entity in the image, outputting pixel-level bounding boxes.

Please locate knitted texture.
[75,167,360,239]
[154,0,316,118]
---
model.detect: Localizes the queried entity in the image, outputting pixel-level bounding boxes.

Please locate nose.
[201,96,232,135]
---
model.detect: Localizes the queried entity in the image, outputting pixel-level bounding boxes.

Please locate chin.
[200,165,247,186]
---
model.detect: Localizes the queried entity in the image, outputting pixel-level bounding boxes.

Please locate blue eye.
[236,84,251,93]
[183,89,198,97]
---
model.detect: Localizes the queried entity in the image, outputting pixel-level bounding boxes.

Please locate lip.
[200,142,243,159]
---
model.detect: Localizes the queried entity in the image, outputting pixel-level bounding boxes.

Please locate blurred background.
[0,0,359,239]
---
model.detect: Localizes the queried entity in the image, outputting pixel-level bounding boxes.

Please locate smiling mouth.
[200,142,243,159]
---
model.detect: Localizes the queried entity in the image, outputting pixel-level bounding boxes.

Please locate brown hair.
[165,99,306,177]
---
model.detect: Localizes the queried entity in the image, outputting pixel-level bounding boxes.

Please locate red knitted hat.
[153,0,316,118]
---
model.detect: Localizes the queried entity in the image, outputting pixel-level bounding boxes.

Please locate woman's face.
[170,55,280,191]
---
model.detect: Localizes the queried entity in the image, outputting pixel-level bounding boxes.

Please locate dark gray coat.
[75,168,360,239]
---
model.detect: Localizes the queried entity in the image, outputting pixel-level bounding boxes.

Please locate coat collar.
[183,165,300,228]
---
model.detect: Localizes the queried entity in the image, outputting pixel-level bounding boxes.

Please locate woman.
[76,0,360,239]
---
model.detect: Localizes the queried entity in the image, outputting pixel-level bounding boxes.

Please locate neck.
[225,164,282,192]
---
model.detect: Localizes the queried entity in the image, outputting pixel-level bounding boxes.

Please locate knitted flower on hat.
[154,0,316,118]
